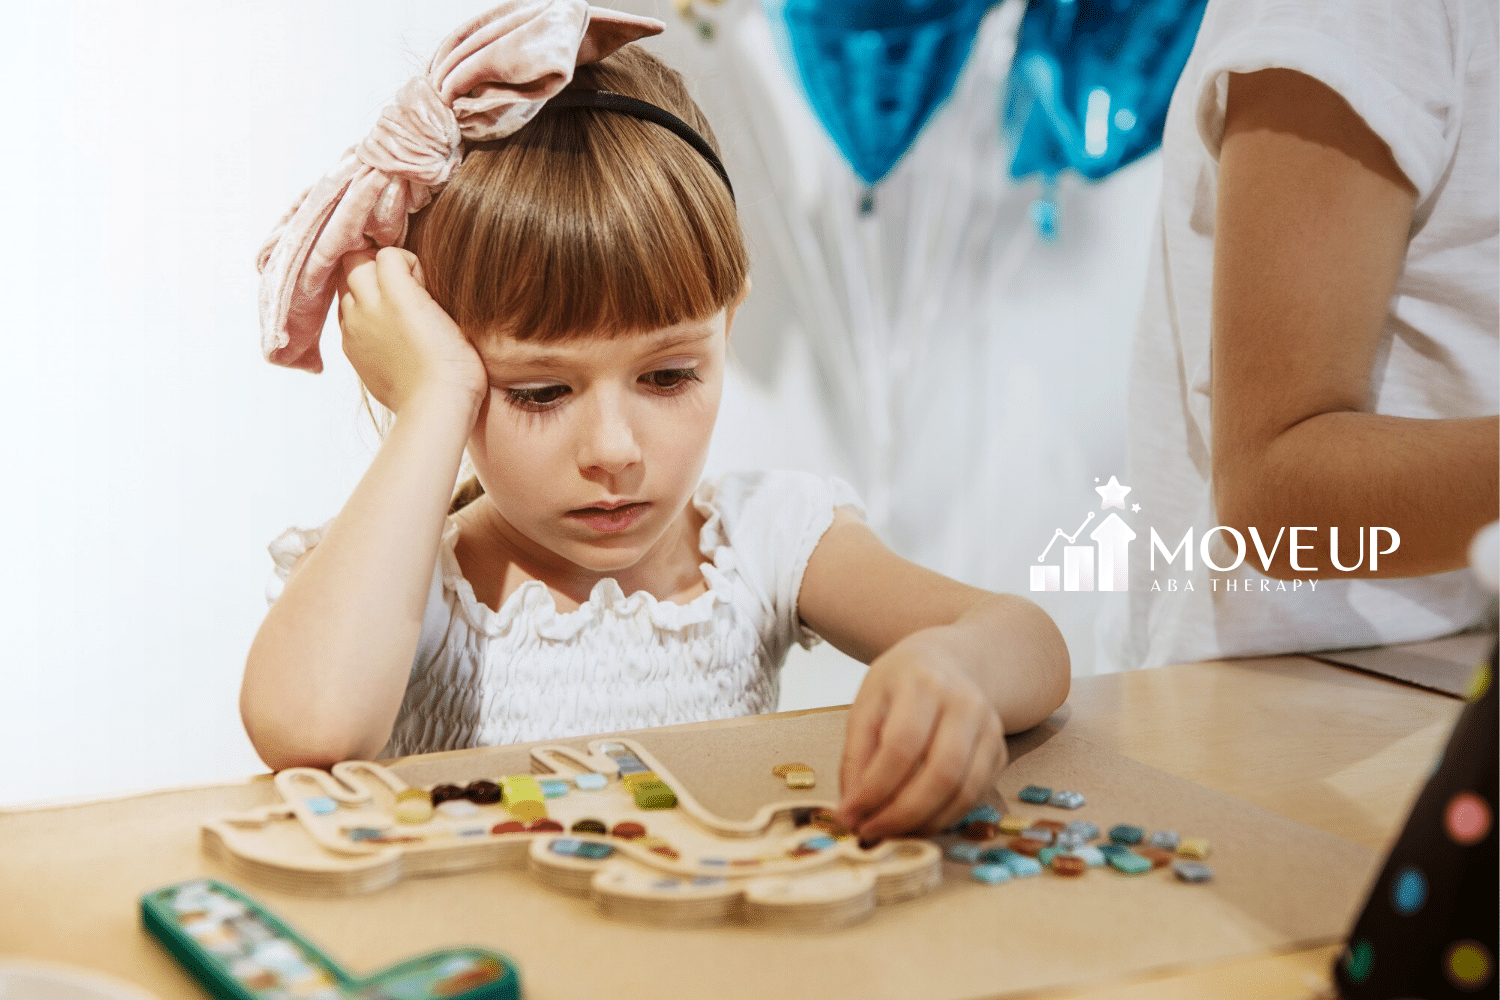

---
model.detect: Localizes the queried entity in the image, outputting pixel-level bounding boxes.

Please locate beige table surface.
[0,656,1462,999]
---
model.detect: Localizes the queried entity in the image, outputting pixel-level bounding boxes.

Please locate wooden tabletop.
[0,656,1462,999]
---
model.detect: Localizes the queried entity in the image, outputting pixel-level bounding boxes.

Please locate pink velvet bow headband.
[256,1,664,373]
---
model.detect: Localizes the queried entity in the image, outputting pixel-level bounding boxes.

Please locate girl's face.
[466,310,731,577]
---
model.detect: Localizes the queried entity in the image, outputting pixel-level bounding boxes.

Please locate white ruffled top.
[268,470,861,756]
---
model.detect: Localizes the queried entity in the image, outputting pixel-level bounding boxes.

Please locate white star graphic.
[1131,503,1141,513]
[1095,476,1132,510]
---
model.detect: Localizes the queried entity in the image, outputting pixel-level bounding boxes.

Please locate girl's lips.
[567,501,649,533]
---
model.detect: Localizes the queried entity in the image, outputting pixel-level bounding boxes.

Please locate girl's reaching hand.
[836,632,1008,840]
[337,247,487,417]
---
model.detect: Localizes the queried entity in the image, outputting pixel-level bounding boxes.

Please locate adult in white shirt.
[1101,0,1498,671]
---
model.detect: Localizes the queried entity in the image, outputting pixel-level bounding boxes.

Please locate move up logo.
[1028,476,1401,593]
[1030,477,1137,592]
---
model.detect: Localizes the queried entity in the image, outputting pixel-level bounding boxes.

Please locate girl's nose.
[577,391,642,475]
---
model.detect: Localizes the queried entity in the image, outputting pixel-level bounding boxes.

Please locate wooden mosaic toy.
[202,739,940,930]
[140,878,520,1000]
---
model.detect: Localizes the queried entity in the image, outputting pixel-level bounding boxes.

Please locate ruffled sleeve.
[264,523,451,680]
[696,470,864,652]
[1190,0,1463,204]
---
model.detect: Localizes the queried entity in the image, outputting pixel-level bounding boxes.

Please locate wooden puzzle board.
[0,706,1378,1000]
[1310,631,1496,699]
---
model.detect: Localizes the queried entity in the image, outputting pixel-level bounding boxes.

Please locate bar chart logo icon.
[1030,478,1138,592]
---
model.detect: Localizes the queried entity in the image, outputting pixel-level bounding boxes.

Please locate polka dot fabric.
[1334,642,1497,997]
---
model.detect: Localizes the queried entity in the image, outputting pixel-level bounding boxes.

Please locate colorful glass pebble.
[304,796,338,816]
[430,784,466,805]
[700,857,728,867]
[1107,850,1152,875]
[436,799,479,819]
[457,826,488,837]
[1097,843,1131,861]
[1146,829,1180,850]
[1176,837,1210,859]
[621,772,660,790]
[632,781,677,810]
[1006,856,1043,878]
[538,779,570,799]
[1055,831,1086,851]
[960,804,1002,826]
[947,842,982,864]
[998,814,1030,835]
[690,876,725,887]
[574,841,615,860]
[500,776,547,821]
[1048,790,1086,809]
[1018,785,1053,804]
[1064,820,1100,841]
[573,773,607,791]
[972,864,1012,885]
[1071,846,1106,868]
[1037,847,1058,867]
[1032,819,1065,834]
[1108,824,1144,845]
[1020,827,1056,845]
[344,827,385,842]
[1172,860,1213,883]
[1052,855,1087,877]
[649,844,681,860]
[1009,837,1047,857]
[803,835,837,851]
[1137,847,1174,869]
[527,818,564,832]
[490,821,525,835]
[611,821,647,840]
[570,818,607,835]
[960,820,999,841]
[394,789,434,825]
[784,770,816,789]
[463,780,503,804]
[980,847,1017,866]
[550,838,583,856]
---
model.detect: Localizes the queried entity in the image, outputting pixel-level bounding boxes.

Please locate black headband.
[545,90,735,203]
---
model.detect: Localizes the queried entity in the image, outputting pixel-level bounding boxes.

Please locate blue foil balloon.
[1003,0,1207,185]
[767,1,995,187]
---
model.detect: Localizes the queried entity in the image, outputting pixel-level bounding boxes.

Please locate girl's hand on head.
[836,633,1007,840]
[337,247,487,418]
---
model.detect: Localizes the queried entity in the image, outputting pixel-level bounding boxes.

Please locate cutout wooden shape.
[203,739,940,930]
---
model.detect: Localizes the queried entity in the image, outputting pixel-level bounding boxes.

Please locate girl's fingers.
[925,712,1006,834]
[855,702,984,838]
[838,686,888,816]
[340,250,381,302]
[837,684,941,832]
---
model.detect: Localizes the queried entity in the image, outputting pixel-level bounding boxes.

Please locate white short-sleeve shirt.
[269,470,862,755]
[1101,0,1498,671]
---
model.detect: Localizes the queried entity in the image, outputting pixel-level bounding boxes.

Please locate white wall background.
[0,1,1159,807]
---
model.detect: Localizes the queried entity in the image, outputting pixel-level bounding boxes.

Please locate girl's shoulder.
[694,469,864,546]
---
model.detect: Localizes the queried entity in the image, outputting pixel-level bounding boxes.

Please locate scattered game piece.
[1020,827,1056,845]
[1055,831,1086,851]
[701,857,728,866]
[571,818,607,835]
[491,821,525,835]
[1018,785,1053,805]
[304,796,337,815]
[437,799,479,819]
[463,780,502,804]
[1048,790,1085,809]
[1064,820,1100,841]
[1107,851,1152,875]
[631,780,678,810]
[539,779,570,798]
[648,844,681,860]
[574,841,615,860]
[1034,819,1067,834]
[1009,837,1047,857]
[1137,847,1174,870]
[527,818,563,832]
[394,788,433,824]
[550,838,583,856]
[772,762,812,777]
[611,821,646,840]
[960,804,1001,826]
[1006,856,1042,878]
[1173,860,1214,883]
[457,826,487,837]
[803,835,837,851]
[1052,855,1087,877]
[947,842,983,864]
[1070,846,1106,868]
[1108,824,1144,845]
[730,858,763,868]
[980,847,1017,866]
[1177,837,1210,860]
[1037,847,1058,867]
[573,773,607,791]
[960,820,998,841]
[972,864,1012,885]
[998,814,1030,835]
[430,784,465,806]
[1146,829,1180,850]
[809,810,852,838]
[784,770,816,789]
[1097,843,1130,861]
[344,827,385,842]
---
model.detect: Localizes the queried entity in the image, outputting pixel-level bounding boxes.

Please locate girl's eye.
[503,384,570,410]
[640,368,701,393]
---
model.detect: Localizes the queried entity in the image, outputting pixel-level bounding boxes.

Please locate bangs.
[406,51,747,343]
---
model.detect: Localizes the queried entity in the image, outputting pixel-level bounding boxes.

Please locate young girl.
[243,1,1069,840]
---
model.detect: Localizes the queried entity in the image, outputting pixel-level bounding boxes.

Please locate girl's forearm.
[242,390,480,769]
[932,593,1071,733]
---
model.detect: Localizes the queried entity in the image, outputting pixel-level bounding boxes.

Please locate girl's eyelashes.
[503,384,570,411]
[640,367,701,394]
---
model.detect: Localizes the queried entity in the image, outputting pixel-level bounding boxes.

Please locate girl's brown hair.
[405,44,747,343]
[402,45,747,513]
